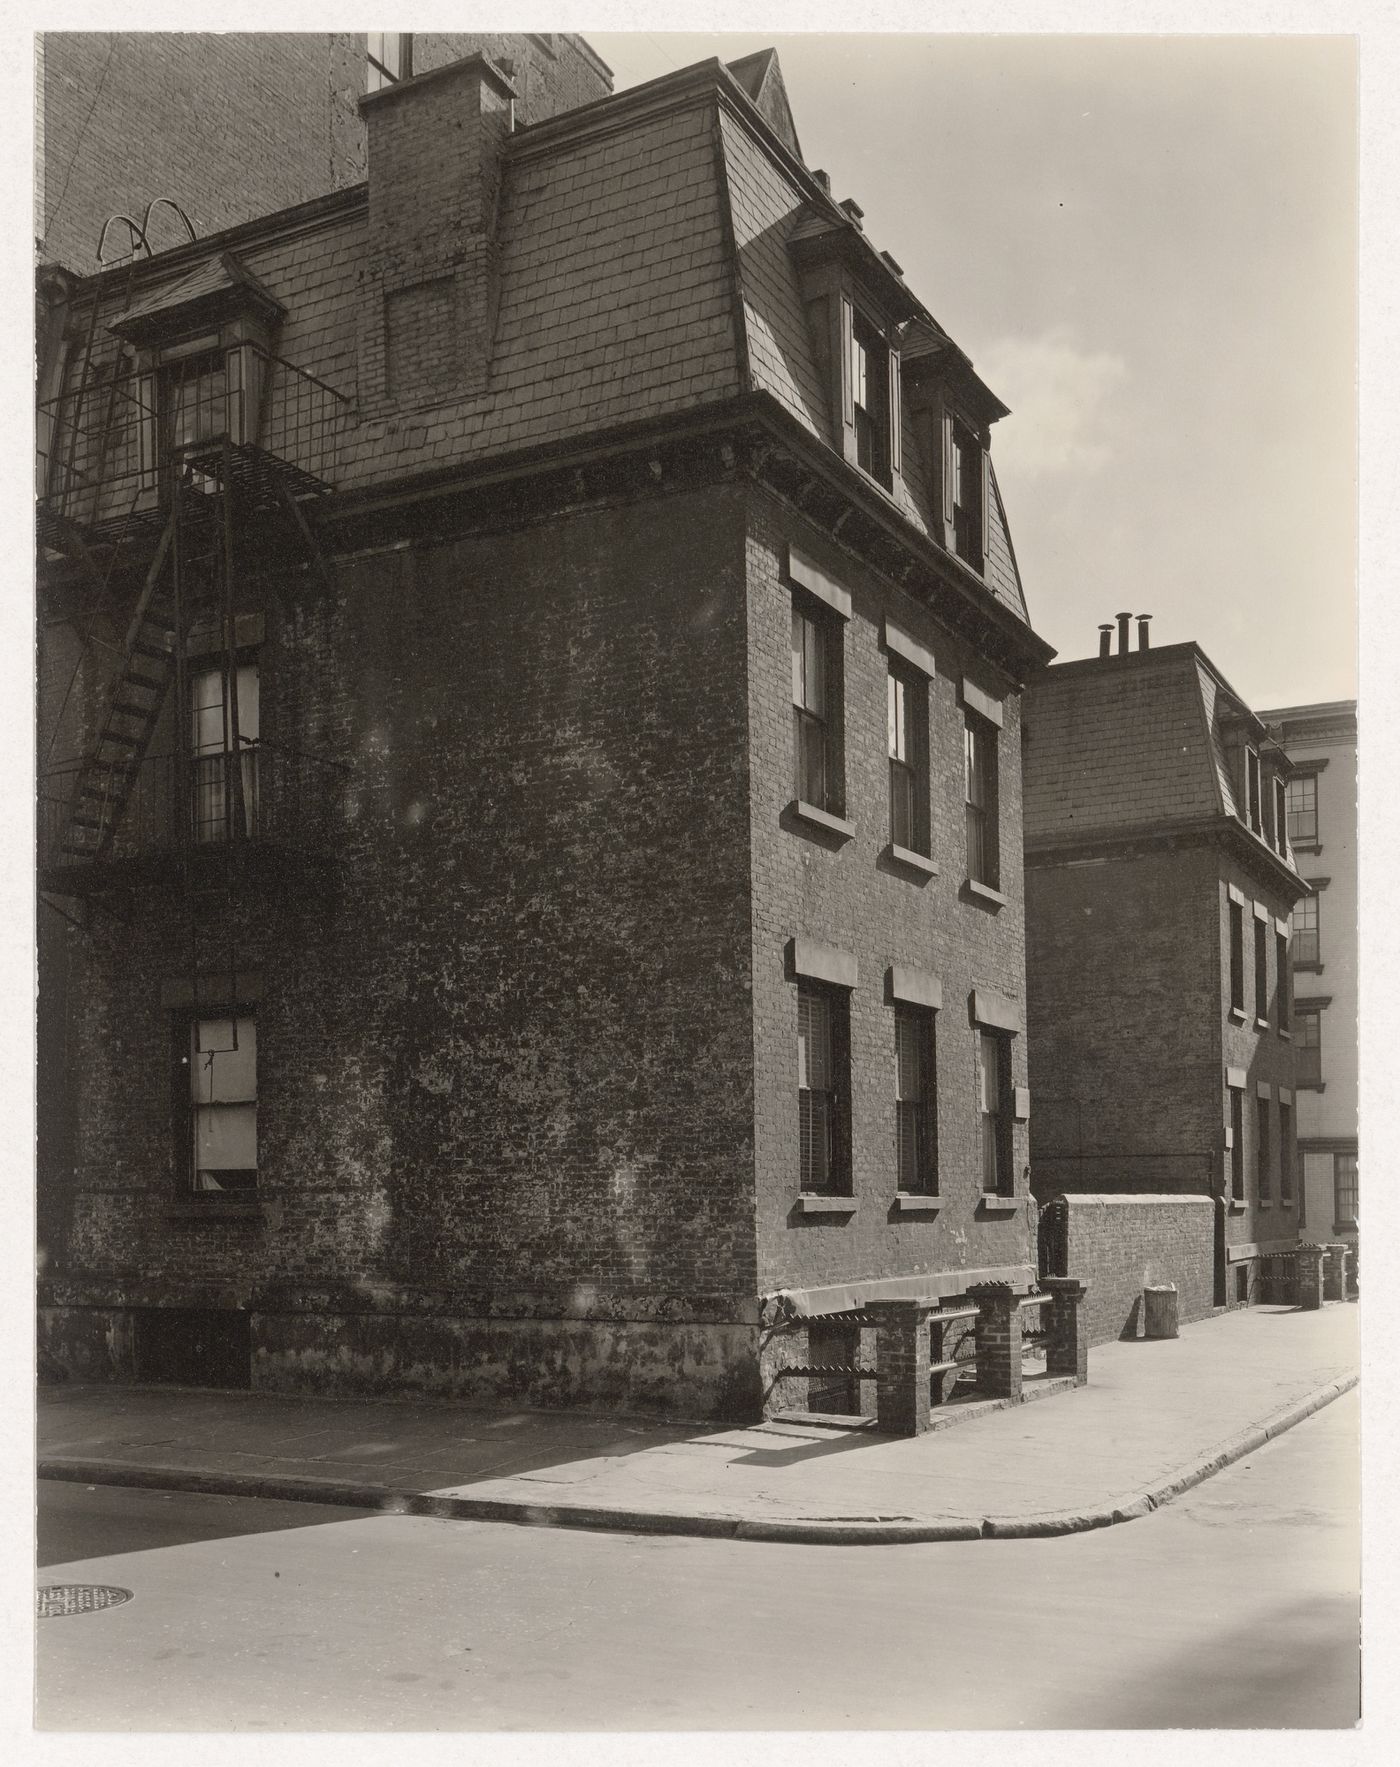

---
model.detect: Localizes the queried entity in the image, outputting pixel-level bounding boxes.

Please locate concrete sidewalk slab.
[38,1302,1358,1545]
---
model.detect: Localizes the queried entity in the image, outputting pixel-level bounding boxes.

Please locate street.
[36,1388,1359,1731]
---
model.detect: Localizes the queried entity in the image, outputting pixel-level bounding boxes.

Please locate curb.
[38,1370,1357,1548]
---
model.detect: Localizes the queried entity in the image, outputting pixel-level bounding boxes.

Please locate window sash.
[1279,1105,1294,1201]
[890,757,915,849]
[1256,1097,1271,1201]
[1245,748,1262,833]
[1276,931,1290,1030]
[978,1030,1009,1194]
[191,1015,257,1192]
[965,715,997,885]
[798,990,836,1192]
[1228,902,1245,1011]
[367,31,407,91]
[894,1010,935,1194]
[1333,1154,1358,1223]
[1229,1089,1244,1199]
[1254,919,1269,1019]
[1286,775,1318,844]
[1291,896,1319,965]
[1296,1013,1322,1085]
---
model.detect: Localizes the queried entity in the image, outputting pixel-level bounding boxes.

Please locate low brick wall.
[1047,1193,1216,1346]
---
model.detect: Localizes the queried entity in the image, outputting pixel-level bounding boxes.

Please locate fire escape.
[36,245,351,987]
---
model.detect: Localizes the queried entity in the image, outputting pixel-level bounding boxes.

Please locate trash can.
[1143,1283,1179,1340]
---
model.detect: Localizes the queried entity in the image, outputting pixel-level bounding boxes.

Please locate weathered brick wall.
[1056,1194,1217,1345]
[38,32,610,274]
[43,482,766,1419]
[746,486,1034,1302]
[1026,845,1223,1199]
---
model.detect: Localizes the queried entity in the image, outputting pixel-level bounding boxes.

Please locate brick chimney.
[359,53,516,412]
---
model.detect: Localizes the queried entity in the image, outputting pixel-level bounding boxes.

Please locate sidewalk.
[38,1302,1358,1545]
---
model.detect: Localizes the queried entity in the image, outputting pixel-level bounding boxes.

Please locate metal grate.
[38,1584,134,1619]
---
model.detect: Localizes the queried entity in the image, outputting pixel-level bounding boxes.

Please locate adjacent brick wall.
[1054,1194,1216,1345]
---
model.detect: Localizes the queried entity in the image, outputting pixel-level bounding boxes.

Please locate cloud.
[977,326,1129,481]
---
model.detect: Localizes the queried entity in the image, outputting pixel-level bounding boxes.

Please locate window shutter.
[979,446,992,566]
[887,343,902,477]
[840,295,855,428]
[940,400,956,538]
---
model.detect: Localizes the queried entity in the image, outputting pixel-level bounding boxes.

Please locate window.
[798,985,849,1194]
[964,714,999,888]
[1287,772,1318,845]
[951,419,983,568]
[887,666,928,854]
[1296,1009,1322,1086]
[1253,916,1268,1022]
[1228,898,1245,1014]
[162,347,229,457]
[1276,929,1290,1032]
[188,1014,257,1193]
[1291,894,1319,966]
[1333,1152,1358,1226]
[791,600,839,812]
[1228,1085,1244,1201]
[1273,776,1289,857]
[1244,747,1262,835]
[191,660,260,843]
[977,1030,1012,1195]
[1279,1100,1293,1204]
[367,32,411,92]
[1256,1095,1271,1203]
[849,307,892,489]
[894,1008,936,1194]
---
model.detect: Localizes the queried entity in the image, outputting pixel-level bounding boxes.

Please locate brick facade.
[1045,1194,1217,1346]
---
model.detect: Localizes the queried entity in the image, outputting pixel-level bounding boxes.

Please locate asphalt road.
[35,1387,1360,1732]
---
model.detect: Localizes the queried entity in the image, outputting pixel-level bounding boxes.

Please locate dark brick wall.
[43,483,764,1418]
[1026,845,1222,1198]
[745,487,1034,1301]
[1056,1194,1217,1346]
[37,32,610,273]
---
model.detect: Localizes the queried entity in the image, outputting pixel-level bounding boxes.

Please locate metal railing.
[39,740,349,872]
[37,344,350,534]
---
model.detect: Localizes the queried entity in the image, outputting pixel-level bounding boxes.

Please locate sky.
[589,30,1358,709]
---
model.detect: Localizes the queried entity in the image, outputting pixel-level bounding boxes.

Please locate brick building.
[1257,700,1358,1257]
[1023,619,1309,1311]
[36,48,1051,1420]
[36,31,612,273]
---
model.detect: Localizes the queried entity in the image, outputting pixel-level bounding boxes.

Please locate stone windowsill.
[1228,1006,1247,1024]
[1294,960,1324,975]
[786,800,856,843]
[1278,1028,1292,1040]
[978,1194,1020,1214]
[163,1201,262,1223]
[885,843,939,878]
[1254,1016,1271,1032]
[963,878,1008,910]
[1296,1080,1327,1093]
[892,1193,941,1215]
[794,1193,858,1216]
[1228,1198,1247,1213]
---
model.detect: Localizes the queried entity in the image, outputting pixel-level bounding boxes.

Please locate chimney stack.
[812,169,831,196]
[1116,611,1132,656]
[1098,624,1114,660]
[1137,614,1152,651]
[360,53,516,412]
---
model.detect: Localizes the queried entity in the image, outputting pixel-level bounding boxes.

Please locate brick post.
[967,1282,1023,1402]
[1041,1277,1089,1385]
[869,1300,934,1437]
[1294,1243,1327,1310]
[1346,1243,1359,1299]
[1323,1243,1348,1302]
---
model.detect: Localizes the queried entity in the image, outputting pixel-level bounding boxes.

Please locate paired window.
[791,600,840,813]
[797,985,850,1195]
[1256,1095,1271,1203]
[191,660,260,843]
[887,666,929,854]
[1333,1152,1358,1226]
[977,1030,1013,1195]
[367,32,411,92]
[186,1014,257,1194]
[1286,773,1318,845]
[1291,894,1320,966]
[1228,1085,1245,1202]
[1278,1100,1294,1204]
[894,1008,937,1195]
[1253,916,1268,1021]
[1276,929,1290,1032]
[1295,1009,1322,1086]
[1228,898,1245,1014]
[964,714,999,889]
[849,308,893,489]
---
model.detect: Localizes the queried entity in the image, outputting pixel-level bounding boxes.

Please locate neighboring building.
[36,32,612,272]
[36,48,1051,1419]
[1257,700,1358,1256]
[1023,619,1308,1309]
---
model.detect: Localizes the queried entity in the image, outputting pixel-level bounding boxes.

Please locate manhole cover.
[37,1584,134,1619]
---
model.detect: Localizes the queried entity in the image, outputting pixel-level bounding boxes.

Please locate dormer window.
[951,417,984,567]
[1244,746,1263,835]
[849,307,893,487]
